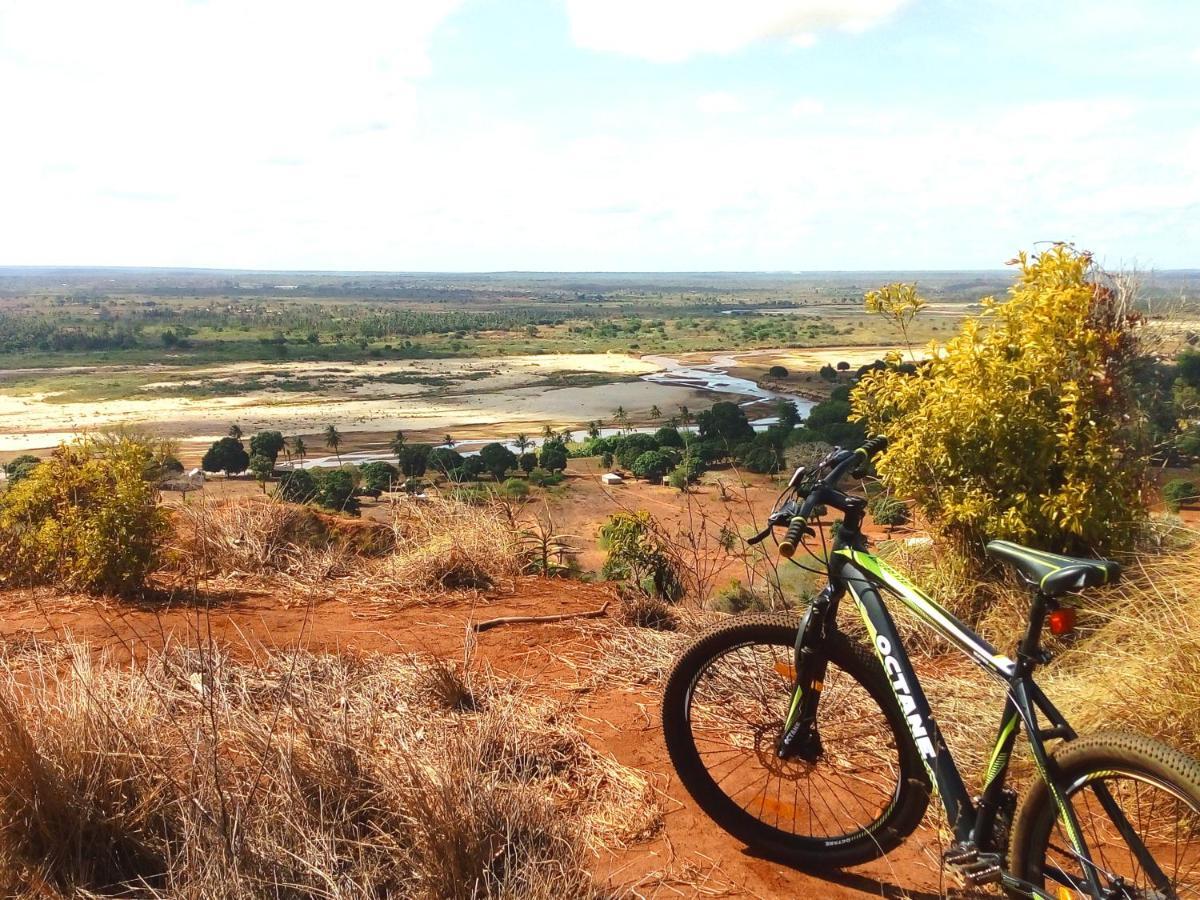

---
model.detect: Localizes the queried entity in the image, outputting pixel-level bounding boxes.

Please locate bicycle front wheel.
[661,613,930,868]
[1010,731,1200,898]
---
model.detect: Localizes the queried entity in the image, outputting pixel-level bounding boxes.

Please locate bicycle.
[662,437,1200,899]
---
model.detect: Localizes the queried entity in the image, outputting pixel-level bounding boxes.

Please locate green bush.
[538,441,569,472]
[709,579,771,614]
[0,437,168,594]
[630,450,675,481]
[1163,479,1198,512]
[868,495,909,528]
[359,461,399,492]
[501,478,530,499]
[3,454,42,486]
[599,511,683,601]
[853,246,1148,555]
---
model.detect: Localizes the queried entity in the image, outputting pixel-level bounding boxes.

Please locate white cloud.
[564,0,910,62]
[789,33,818,49]
[695,91,745,114]
[790,97,825,116]
[0,0,463,264]
[1191,45,1200,63]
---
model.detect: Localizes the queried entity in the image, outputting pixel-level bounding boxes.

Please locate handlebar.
[771,436,888,558]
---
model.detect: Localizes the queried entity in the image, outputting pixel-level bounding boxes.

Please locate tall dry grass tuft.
[169,494,525,600]
[0,641,658,898]
[383,495,523,593]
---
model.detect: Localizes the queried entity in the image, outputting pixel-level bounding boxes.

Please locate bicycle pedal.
[961,862,1001,887]
[942,844,978,866]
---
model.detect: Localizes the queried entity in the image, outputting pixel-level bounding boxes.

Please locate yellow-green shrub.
[0,436,168,594]
[852,245,1148,555]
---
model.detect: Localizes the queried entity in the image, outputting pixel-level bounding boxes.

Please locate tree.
[819,364,838,382]
[323,425,342,464]
[442,434,455,448]
[249,430,285,465]
[428,447,464,480]
[360,460,399,492]
[696,401,754,445]
[276,468,317,503]
[775,399,800,431]
[389,430,406,459]
[667,467,690,492]
[650,404,662,419]
[228,424,243,440]
[513,434,533,455]
[654,426,684,448]
[202,437,249,475]
[854,245,1149,555]
[290,436,307,463]
[398,443,432,477]
[541,424,555,441]
[539,441,568,473]
[586,421,602,440]
[3,455,42,486]
[613,406,630,432]
[315,469,358,513]
[614,433,659,469]
[478,442,518,481]
[768,365,789,378]
[738,442,781,474]
[836,361,851,371]
[249,453,274,492]
[631,450,674,482]
[677,405,693,426]
[868,495,909,530]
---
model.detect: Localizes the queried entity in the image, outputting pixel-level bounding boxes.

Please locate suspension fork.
[778,583,843,760]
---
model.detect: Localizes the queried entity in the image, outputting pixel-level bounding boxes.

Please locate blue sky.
[1,0,1197,270]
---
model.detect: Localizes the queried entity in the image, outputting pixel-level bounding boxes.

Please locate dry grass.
[382,495,523,594]
[0,641,659,898]
[168,494,525,601]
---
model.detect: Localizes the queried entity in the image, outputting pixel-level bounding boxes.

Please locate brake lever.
[746,526,772,546]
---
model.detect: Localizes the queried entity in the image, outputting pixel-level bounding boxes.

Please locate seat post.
[1015,590,1052,674]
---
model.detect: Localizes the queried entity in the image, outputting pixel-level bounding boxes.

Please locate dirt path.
[0,578,947,898]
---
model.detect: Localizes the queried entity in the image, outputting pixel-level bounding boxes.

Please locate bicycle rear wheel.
[1010,731,1200,898]
[661,613,930,868]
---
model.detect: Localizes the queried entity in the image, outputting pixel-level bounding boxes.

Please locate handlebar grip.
[859,435,888,458]
[778,517,808,558]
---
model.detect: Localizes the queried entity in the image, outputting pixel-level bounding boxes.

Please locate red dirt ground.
[0,577,950,899]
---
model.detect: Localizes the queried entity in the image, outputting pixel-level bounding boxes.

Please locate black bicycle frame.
[787,544,1122,899]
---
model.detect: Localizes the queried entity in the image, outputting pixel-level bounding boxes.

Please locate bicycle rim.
[683,638,904,843]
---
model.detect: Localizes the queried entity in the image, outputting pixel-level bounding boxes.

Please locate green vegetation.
[1164,479,1198,512]
[599,511,684,601]
[854,245,1148,555]
[0,436,168,594]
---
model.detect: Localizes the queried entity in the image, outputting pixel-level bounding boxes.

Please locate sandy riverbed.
[0,346,904,456]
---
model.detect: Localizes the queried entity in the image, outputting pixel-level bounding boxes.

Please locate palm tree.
[229,423,243,441]
[677,405,692,426]
[291,436,307,464]
[443,434,455,448]
[559,430,574,445]
[324,424,342,464]
[514,433,533,455]
[541,424,555,441]
[650,404,662,420]
[614,406,630,433]
[587,420,602,440]
[389,429,406,459]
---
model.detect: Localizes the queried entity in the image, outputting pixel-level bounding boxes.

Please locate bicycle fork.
[777,585,838,761]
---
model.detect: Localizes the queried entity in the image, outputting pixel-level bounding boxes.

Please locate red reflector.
[1048,607,1076,636]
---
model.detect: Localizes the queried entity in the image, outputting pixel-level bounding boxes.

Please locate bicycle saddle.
[985,539,1120,597]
